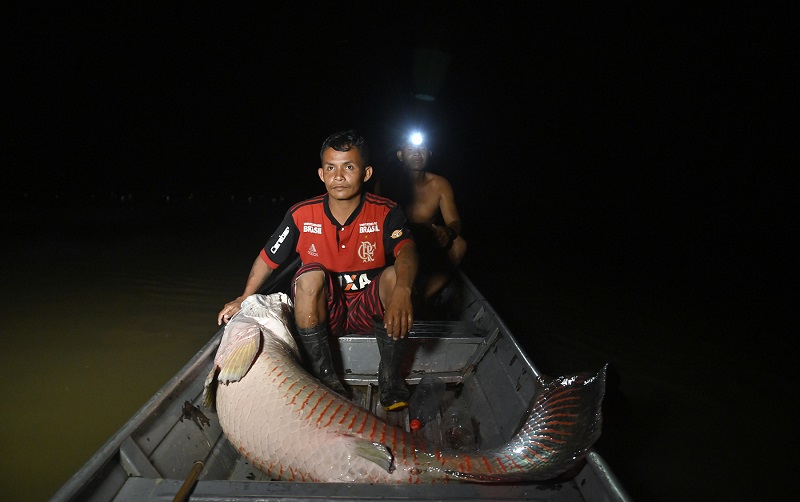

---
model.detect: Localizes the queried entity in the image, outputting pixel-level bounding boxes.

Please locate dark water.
[0,192,789,501]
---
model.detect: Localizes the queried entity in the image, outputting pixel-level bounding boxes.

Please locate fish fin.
[202,365,218,410]
[344,437,395,474]
[217,321,262,384]
[501,364,607,480]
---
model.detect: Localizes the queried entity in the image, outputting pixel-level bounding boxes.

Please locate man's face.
[318,147,372,201]
[398,144,430,172]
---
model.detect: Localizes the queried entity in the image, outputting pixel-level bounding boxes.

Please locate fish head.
[241,293,300,357]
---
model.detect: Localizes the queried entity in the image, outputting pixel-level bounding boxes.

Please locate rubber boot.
[297,325,347,396]
[375,332,411,411]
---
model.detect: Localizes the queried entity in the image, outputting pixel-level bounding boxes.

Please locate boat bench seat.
[337,320,489,385]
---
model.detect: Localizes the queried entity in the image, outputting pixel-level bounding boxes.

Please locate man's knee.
[295,269,326,297]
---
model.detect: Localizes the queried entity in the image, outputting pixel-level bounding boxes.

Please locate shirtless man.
[378,131,466,302]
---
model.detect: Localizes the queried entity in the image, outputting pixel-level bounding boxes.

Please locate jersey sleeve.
[260,210,299,269]
[383,204,415,258]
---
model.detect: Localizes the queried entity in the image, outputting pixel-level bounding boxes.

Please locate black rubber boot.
[375,332,411,411]
[297,325,347,396]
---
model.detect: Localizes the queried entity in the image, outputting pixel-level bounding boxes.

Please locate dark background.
[4,3,792,501]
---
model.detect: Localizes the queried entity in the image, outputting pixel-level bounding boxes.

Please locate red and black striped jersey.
[260,193,413,293]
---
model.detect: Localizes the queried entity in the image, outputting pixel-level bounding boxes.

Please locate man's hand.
[431,224,456,248]
[382,285,414,340]
[217,297,244,325]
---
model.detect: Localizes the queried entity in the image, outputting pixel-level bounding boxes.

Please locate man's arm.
[382,242,418,339]
[434,178,463,245]
[217,256,274,325]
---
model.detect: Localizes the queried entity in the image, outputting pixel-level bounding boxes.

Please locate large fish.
[203,293,606,483]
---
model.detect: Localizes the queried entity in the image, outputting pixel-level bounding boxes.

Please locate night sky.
[9,4,783,202]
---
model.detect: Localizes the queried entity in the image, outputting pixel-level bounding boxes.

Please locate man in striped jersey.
[218,130,419,411]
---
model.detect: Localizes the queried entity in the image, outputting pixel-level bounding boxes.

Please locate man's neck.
[408,169,427,184]
[328,195,361,225]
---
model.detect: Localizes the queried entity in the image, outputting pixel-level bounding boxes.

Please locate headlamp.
[408,131,424,147]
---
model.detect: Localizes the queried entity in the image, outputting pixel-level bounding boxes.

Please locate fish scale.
[208,293,606,484]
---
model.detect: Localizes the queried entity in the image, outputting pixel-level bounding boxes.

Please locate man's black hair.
[320,130,369,165]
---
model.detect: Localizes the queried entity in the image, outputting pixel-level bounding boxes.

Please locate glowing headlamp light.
[408,131,424,146]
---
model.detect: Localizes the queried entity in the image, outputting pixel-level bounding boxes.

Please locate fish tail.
[497,364,606,480]
[442,365,607,482]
